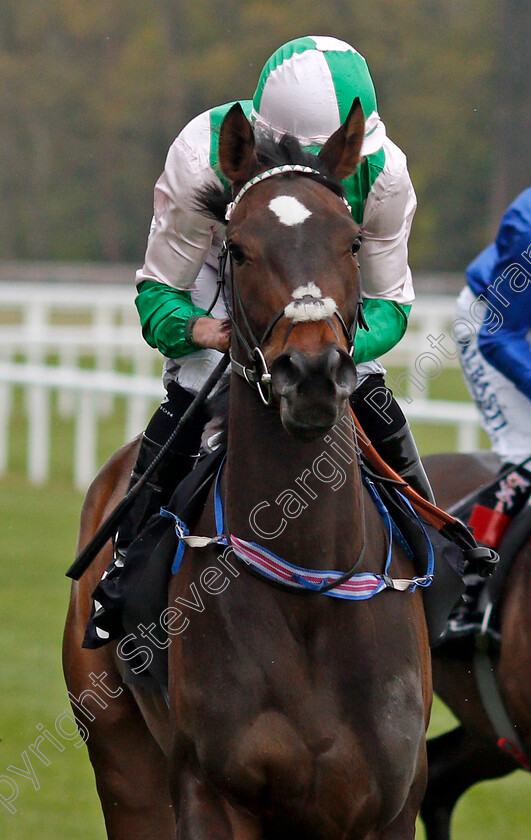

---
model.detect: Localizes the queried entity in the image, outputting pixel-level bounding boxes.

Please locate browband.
[225,165,352,221]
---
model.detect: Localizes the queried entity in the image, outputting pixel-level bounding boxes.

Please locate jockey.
[456,187,531,476]
[448,186,531,635]
[115,35,434,565]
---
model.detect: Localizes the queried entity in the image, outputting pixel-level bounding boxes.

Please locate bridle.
[164,167,437,598]
[208,165,369,404]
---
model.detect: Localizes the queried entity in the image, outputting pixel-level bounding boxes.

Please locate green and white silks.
[251,35,385,157]
[136,36,416,393]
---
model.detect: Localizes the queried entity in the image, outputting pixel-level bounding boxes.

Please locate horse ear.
[318,98,365,181]
[218,103,257,184]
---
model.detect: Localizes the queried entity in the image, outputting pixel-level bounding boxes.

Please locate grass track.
[0,476,104,838]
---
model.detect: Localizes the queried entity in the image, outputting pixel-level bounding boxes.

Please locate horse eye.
[228,243,245,265]
[351,235,362,255]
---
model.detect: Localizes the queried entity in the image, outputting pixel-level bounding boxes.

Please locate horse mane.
[194,132,346,224]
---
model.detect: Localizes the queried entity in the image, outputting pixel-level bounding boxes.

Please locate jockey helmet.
[252,35,386,157]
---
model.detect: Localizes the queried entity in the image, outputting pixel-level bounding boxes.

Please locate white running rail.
[0,282,482,490]
[0,359,481,491]
[0,362,163,491]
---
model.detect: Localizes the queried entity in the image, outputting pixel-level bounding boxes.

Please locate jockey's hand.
[191,317,231,352]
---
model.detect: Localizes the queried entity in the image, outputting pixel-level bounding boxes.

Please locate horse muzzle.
[270,345,357,440]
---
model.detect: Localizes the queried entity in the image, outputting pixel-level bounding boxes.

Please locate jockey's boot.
[445,571,491,638]
[86,432,196,648]
[86,377,217,650]
[445,461,531,640]
[112,381,204,565]
[111,433,190,566]
[467,461,531,548]
[349,375,435,504]
[374,421,436,505]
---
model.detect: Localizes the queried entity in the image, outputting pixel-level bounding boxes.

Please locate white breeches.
[455,286,531,464]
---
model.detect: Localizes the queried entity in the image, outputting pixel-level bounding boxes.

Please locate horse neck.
[225,373,363,571]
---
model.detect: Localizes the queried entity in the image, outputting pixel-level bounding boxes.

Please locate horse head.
[200,99,366,440]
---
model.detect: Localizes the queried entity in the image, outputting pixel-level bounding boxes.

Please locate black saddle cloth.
[83,447,226,686]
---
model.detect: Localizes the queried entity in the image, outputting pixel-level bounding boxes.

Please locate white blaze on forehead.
[268,195,312,226]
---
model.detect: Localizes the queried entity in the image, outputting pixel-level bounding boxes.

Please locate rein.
[351,407,498,568]
[215,165,368,404]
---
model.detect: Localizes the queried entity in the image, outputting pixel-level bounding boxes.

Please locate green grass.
[1,366,530,838]
[0,476,105,839]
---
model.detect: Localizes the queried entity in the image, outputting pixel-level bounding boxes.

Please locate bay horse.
[63,100,431,840]
[420,452,531,840]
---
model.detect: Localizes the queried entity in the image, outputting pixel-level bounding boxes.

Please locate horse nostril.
[271,347,356,401]
[271,352,306,394]
[325,346,357,395]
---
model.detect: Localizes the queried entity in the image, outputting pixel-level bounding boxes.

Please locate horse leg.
[86,686,175,839]
[64,630,175,839]
[376,762,427,840]
[420,726,515,840]
[174,766,262,840]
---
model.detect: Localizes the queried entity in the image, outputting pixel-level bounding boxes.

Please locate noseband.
[211,165,369,404]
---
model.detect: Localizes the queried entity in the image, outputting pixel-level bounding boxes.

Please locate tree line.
[0,0,529,272]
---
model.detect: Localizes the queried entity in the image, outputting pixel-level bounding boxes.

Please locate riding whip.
[66,352,230,581]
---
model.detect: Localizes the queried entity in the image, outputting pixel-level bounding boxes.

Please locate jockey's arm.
[135,281,229,356]
[353,299,411,364]
[135,123,227,358]
[354,144,416,364]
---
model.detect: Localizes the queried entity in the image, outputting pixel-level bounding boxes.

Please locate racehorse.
[63,100,431,840]
[420,452,531,840]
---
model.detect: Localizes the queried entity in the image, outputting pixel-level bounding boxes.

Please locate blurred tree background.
[0,0,529,270]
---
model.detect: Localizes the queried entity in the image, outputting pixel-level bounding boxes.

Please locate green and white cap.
[252,36,386,157]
